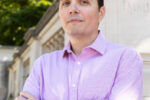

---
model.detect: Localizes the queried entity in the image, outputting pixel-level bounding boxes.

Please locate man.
[16,0,143,100]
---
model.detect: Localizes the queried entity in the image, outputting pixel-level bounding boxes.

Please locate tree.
[0,0,53,46]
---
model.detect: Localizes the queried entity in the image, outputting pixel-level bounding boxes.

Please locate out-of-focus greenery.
[0,0,53,46]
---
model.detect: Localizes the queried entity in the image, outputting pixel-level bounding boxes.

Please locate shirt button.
[77,61,81,65]
[72,84,76,88]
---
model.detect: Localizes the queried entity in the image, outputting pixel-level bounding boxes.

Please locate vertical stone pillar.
[99,0,120,43]
[0,61,9,100]
[29,39,42,70]
[7,68,16,100]
[7,69,13,100]
[15,56,23,97]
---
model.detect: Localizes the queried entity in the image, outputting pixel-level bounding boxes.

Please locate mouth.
[68,19,83,23]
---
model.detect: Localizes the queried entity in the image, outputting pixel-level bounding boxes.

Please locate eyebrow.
[59,0,66,2]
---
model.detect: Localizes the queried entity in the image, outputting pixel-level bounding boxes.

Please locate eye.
[81,0,89,4]
[62,1,71,6]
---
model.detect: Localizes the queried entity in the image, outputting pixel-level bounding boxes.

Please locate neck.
[70,32,98,56]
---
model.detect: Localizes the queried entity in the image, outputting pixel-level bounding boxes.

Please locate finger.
[20,91,37,100]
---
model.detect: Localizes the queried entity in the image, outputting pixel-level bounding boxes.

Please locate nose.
[69,4,80,15]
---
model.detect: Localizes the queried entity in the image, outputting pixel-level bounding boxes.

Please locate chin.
[67,29,82,35]
[68,32,86,39]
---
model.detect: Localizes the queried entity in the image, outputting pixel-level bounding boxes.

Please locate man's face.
[59,0,103,38]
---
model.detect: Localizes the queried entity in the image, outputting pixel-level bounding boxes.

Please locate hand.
[15,91,38,100]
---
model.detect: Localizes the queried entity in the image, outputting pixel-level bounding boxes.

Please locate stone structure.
[0,46,19,100]
[6,0,150,100]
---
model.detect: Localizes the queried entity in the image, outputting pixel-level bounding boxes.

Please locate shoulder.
[37,50,63,60]
[106,41,127,52]
[33,50,63,66]
[107,41,140,55]
[106,41,142,62]
[120,47,143,65]
[105,42,143,74]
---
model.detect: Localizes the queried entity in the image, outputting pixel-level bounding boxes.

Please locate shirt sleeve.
[22,57,42,100]
[109,48,143,100]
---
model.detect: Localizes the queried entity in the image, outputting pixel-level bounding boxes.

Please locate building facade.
[6,0,150,100]
[0,46,19,100]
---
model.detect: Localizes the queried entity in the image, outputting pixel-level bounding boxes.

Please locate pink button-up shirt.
[23,31,143,100]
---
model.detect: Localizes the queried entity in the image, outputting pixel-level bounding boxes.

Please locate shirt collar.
[62,30,107,58]
[62,41,72,57]
[87,30,106,55]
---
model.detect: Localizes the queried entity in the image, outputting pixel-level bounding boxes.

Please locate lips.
[68,19,83,23]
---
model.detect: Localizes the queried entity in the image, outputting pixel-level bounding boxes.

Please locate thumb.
[20,91,37,100]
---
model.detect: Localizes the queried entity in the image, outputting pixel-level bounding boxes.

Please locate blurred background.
[0,0,149,100]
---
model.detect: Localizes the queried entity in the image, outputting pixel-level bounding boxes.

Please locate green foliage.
[0,0,53,46]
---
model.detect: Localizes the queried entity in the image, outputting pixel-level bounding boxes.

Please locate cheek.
[84,11,99,25]
[59,11,67,24]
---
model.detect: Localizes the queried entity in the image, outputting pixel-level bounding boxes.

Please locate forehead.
[58,0,99,10]
[59,0,98,4]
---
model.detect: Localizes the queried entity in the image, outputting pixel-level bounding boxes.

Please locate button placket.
[69,60,82,100]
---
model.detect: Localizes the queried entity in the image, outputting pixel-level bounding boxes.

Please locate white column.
[15,57,23,97]
[6,69,12,100]
[142,53,150,99]
[100,0,120,43]
[29,39,42,70]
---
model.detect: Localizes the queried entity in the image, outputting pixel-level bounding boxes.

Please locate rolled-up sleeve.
[109,48,143,100]
[23,58,42,100]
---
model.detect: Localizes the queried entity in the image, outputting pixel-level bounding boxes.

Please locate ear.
[98,6,106,22]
